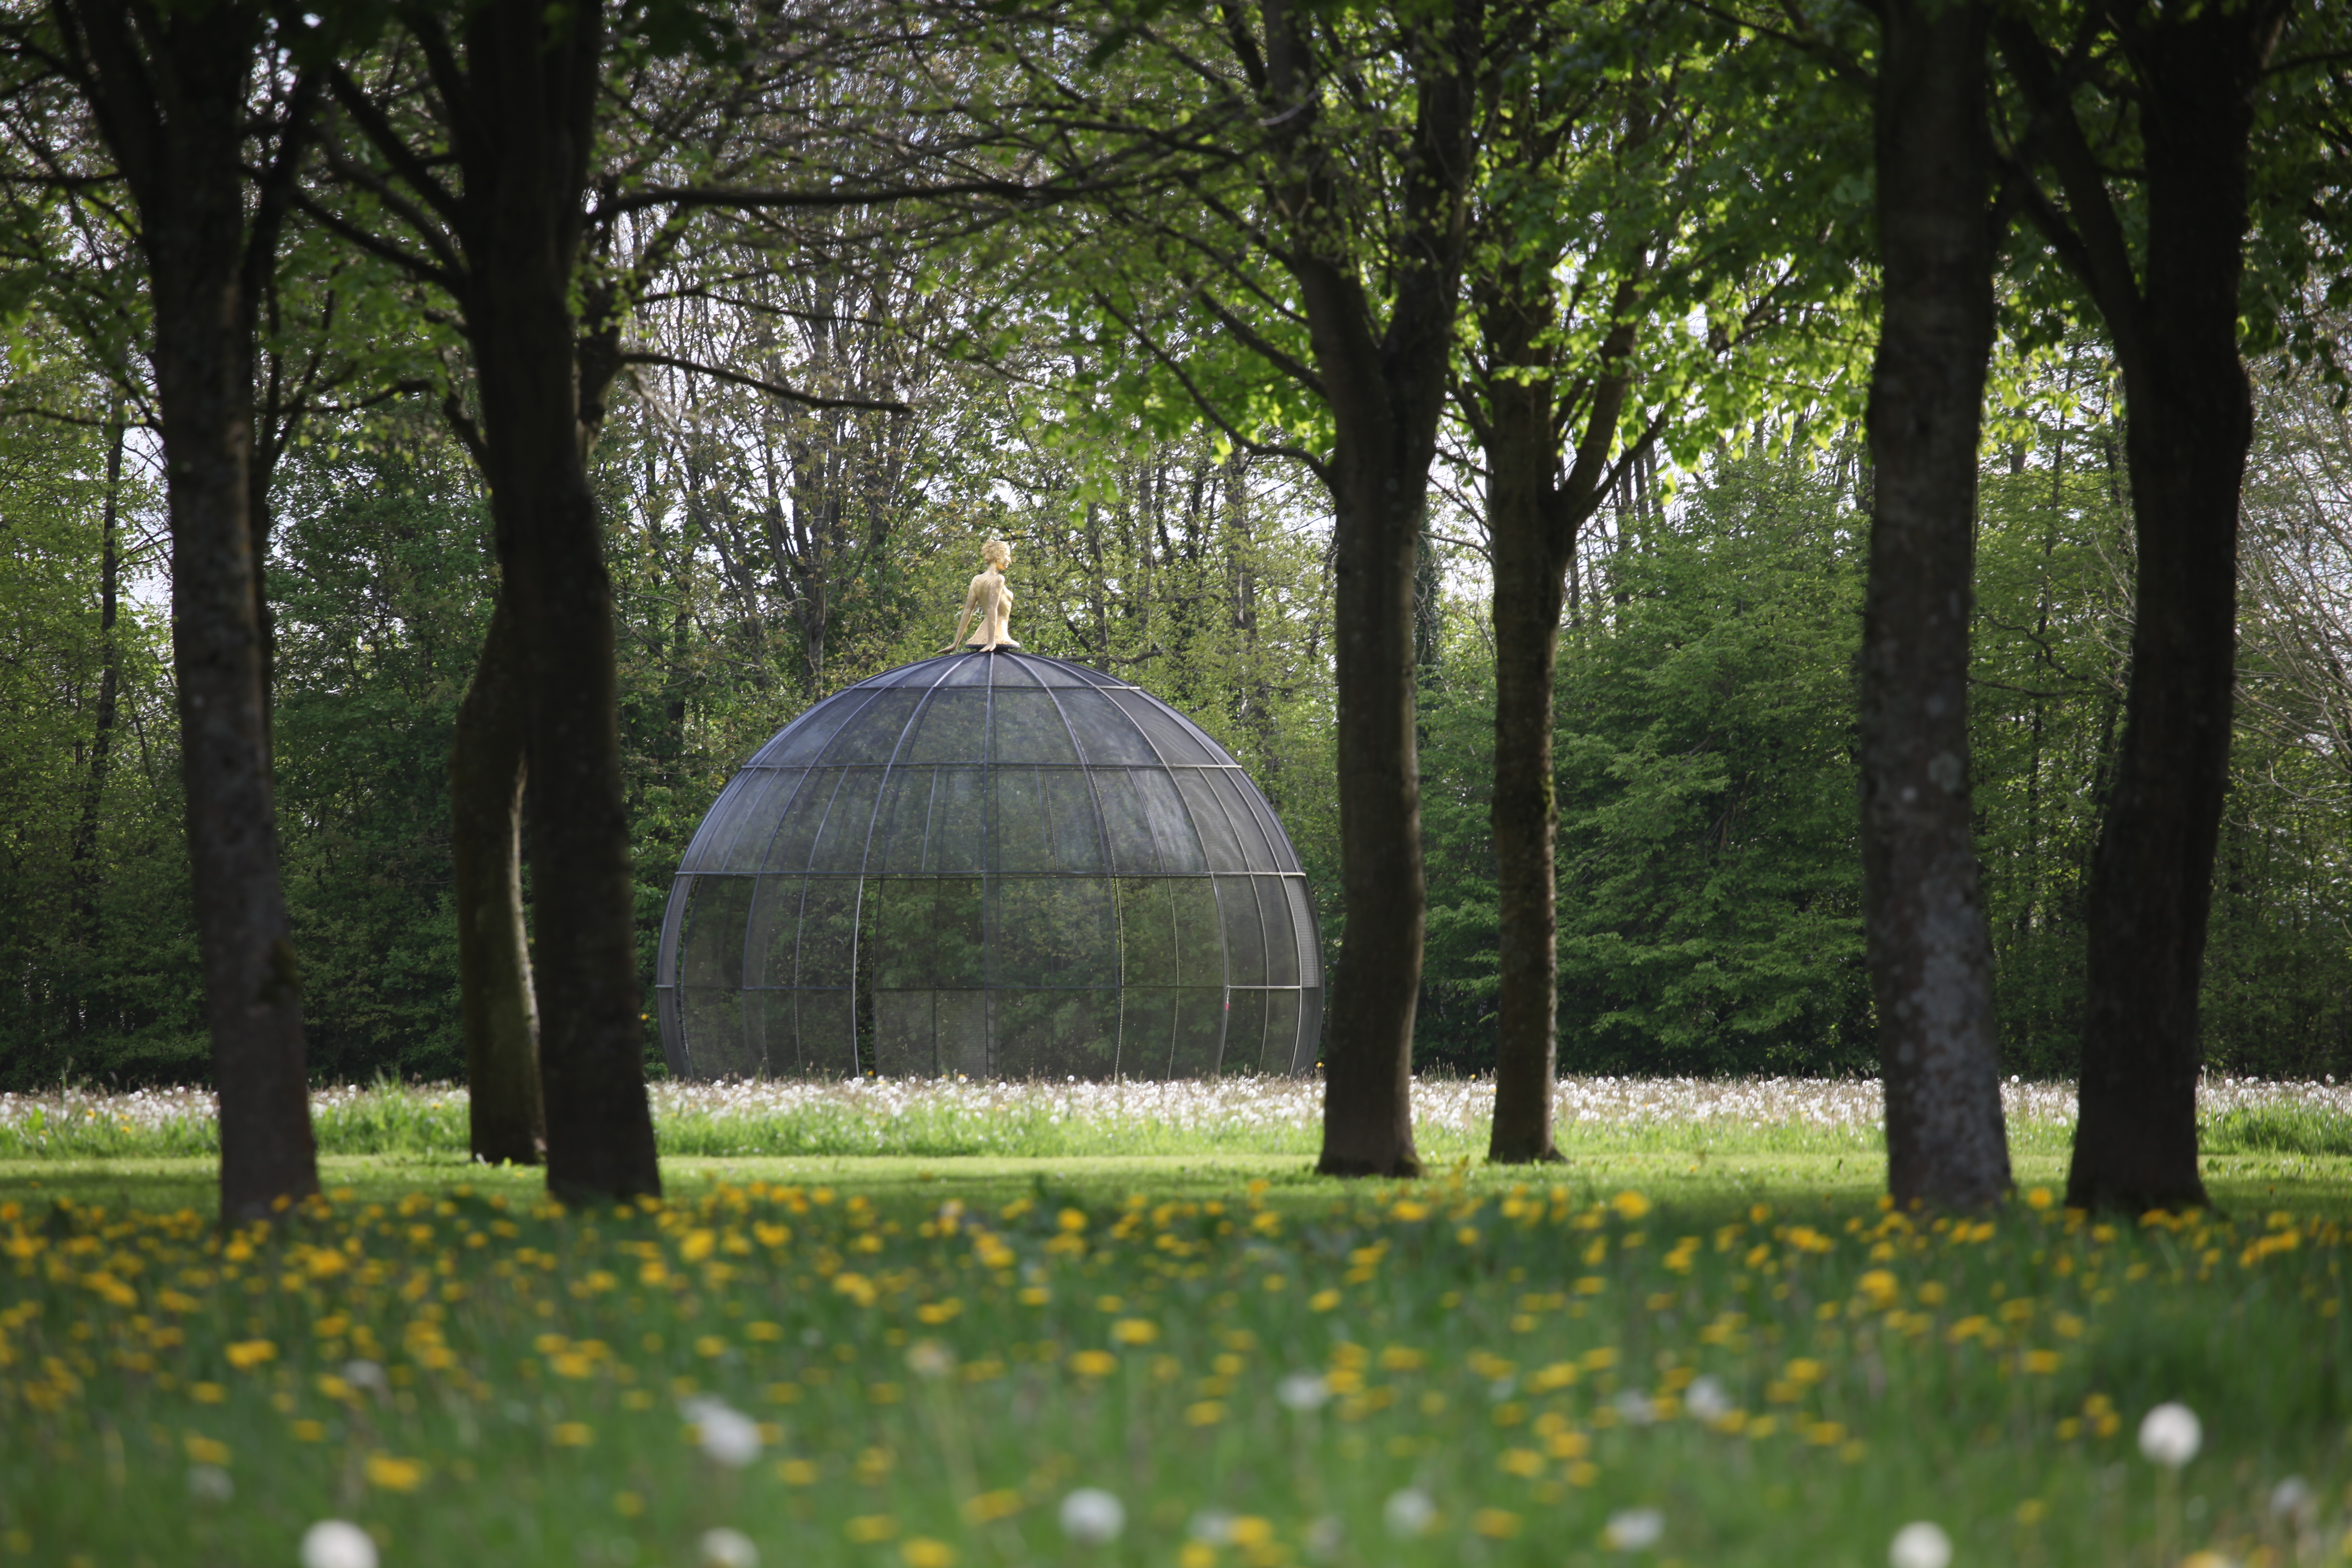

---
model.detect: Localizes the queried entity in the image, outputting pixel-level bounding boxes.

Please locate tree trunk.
[1315,406,1434,1177]
[457,0,659,1203]
[452,599,544,1164]
[69,397,125,937]
[1475,259,1640,1163]
[1273,0,1481,1179]
[1484,361,1566,1164]
[2066,15,2276,1212]
[1862,0,2011,1210]
[57,0,319,1222]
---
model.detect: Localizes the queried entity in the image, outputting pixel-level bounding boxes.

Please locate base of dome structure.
[653,649,1324,1081]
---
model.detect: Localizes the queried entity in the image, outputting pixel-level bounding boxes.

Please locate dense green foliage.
[1413,390,2350,1080]
[3,348,2347,1088]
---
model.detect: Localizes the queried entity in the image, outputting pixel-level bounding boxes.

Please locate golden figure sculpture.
[943,538,1019,652]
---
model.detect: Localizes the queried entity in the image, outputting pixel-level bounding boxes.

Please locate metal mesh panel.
[658,650,1321,1080]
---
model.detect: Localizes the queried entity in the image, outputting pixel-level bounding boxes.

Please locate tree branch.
[618,350,910,413]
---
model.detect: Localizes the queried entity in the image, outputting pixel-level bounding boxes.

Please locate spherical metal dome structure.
[655,650,1323,1080]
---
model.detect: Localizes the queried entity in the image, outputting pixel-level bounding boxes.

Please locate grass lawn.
[3,1081,2349,1567]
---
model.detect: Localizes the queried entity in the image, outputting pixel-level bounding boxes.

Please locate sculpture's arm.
[939,576,982,654]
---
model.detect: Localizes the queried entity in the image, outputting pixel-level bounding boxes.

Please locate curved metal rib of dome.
[654,649,1323,1080]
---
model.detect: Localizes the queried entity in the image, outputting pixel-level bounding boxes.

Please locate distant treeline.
[3,341,2347,1088]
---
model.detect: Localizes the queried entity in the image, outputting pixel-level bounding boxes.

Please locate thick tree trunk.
[1279,0,1481,1179]
[452,600,544,1164]
[1862,0,2010,1210]
[2066,17,2274,1213]
[59,0,319,1222]
[1316,425,1432,1177]
[457,0,659,1202]
[1484,366,1565,1164]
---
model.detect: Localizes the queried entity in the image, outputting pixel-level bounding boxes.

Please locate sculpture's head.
[982,538,1012,570]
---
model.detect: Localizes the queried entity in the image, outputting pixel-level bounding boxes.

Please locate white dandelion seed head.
[1059,1488,1125,1545]
[186,1464,233,1503]
[2138,1403,2202,1469]
[683,1398,763,1468]
[1888,1521,1952,1568]
[1613,1387,1658,1426]
[1304,1516,1344,1560]
[299,1519,379,1568]
[1188,1510,1235,1544]
[1684,1375,1733,1422]
[699,1527,759,1568]
[1277,1373,1329,1411]
[1604,1508,1665,1551]
[905,1339,956,1379]
[2270,1476,2315,1522]
[341,1359,387,1393]
[1383,1488,1436,1538]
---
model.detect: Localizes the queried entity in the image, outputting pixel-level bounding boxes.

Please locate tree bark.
[1483,346,1567,1164]
[1862,0,2011,1210]
[2063,17,2278,1213]
[54,0,318,1221]
[1315,387,1435,1177]
[1256,0,1482,1178]
[452,0,659,1202]
[452,600,544,1164]
[1995,5,2285,1210]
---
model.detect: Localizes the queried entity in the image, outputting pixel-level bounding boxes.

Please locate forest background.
[1,5,2349,1098]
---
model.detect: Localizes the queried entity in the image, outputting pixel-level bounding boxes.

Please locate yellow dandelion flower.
[183,1436,231,1467]
[1471,1509,1521,1540]
[777,1459,818,1486]
[1857,1269,1899,1309]
[191,1383,226,1405]
[962,1490,1023,1524]
[1069,1350,1118,1378]
[846,1516,898,1544]
[900,1538,957,1568]
[1184,1400,1226,1426]
[1110,1318,1159,1346]
[224,1340,276,1372]
[552,1423,593,1447]
[365,1454,427,1492]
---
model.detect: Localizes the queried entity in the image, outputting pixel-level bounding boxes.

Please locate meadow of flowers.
[4,1073,2348,1162]
[3,1158,2347,1566]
